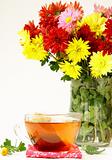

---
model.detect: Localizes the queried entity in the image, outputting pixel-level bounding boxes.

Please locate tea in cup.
[25,113,82,152]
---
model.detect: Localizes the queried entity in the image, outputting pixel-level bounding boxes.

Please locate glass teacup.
[25,112,82,152]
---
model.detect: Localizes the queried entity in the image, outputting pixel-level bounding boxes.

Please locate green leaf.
[79,122,93,137]
[71,79,81,93]
[49,61,59,72]
[40,56,49,66]
[17,142,26,151]
[80,87,89,99]
[82,145,105,155]
[61,75,72,81]
[3,139,11,146]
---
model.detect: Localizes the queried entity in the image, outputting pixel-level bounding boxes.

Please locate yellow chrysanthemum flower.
[60,61,81,79]
[32,34,43,45]
[18,29,30,45]
[78,13,106,36]
[89,52,112,78]
[23,34,48,61]
[66,38,91,64]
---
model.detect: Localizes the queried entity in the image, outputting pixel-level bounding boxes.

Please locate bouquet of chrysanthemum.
[19,1,112,146]
[19,1,112,81]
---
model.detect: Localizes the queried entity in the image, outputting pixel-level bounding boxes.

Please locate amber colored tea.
[25,120,81,152]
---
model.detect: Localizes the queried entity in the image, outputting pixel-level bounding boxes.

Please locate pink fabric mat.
[26,144,82,158]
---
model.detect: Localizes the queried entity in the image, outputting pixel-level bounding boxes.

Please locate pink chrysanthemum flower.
[58,8,79,33]
[94,4,107,14]
[68,1,84,20]
[94,4,112,18]
[105,7,112,18]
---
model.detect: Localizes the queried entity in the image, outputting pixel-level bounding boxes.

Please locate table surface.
[0,147,112,160]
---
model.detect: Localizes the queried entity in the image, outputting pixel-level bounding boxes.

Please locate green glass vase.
[70,77,112,146]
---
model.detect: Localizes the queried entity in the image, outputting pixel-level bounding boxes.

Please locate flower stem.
[99,121,105,142]
[48,52,58,61]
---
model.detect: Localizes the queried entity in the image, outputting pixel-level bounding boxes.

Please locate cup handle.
[13,123,30,145]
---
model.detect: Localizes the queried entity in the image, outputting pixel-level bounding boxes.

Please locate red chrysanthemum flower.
[77,24,95,41]
[88,38,103,53]
[48,1,67,15]
[24,21,41,38]
[77,24,102,52]
[98,40,112,55]
[103,19,112,41]
[43,27,69,54]
[39,1,66,29]
[39,13,58,30]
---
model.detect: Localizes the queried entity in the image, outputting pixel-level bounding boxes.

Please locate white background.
[0,0,112,142]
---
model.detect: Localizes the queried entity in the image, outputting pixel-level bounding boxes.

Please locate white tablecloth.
[0,147,111,160]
